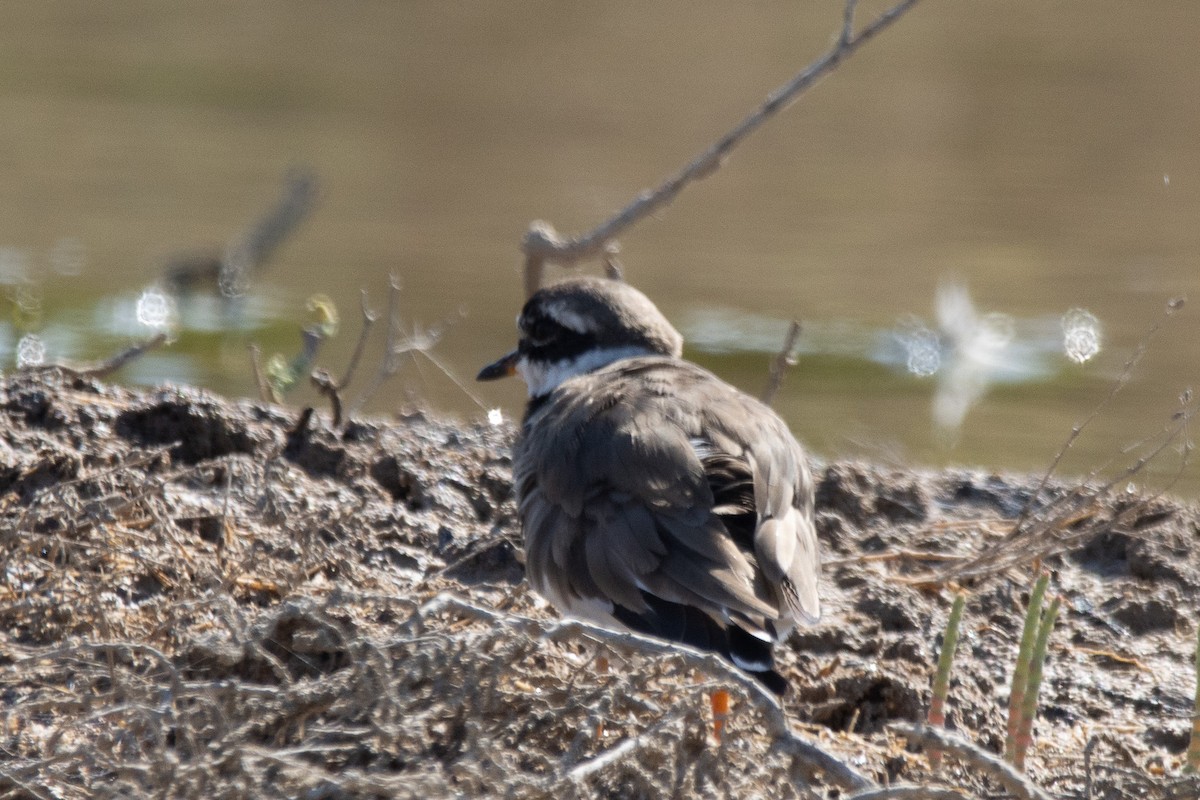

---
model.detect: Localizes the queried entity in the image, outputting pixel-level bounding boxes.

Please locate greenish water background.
[2,2,1198,495]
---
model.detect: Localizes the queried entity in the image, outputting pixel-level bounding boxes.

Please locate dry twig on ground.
[919,298,1194,584]
[408,593,876,793]
[890,724,1054,800]
[311,289,378,427]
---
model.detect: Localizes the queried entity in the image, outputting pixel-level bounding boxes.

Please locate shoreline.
[1,371,1196,798]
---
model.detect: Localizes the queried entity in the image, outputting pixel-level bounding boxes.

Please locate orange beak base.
[477,349,519,381]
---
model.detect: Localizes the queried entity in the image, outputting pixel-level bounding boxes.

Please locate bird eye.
[523,316,559,347]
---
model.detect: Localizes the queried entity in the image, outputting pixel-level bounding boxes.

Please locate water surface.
[2,1,1198,495]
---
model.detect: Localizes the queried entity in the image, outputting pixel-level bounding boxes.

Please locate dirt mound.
[1,372,1197,798]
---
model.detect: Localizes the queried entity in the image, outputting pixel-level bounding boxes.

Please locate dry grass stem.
[409,593,876,792]
[846,787,972,800]
[2,372,1194,797]
[1011,297,1184,536]
[247,342,273,402]
[923,299,1193,584]
[890,724,1054,800]
[310,288,379,427]
[164,169,317,297]
[344,277,478,418]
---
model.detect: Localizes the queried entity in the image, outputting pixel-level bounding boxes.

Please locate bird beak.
[477,349,519,381]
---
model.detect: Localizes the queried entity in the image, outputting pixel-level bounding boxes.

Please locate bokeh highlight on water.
[0,2,1198,495]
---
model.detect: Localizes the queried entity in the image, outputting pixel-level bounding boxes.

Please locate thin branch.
[841,0,860,47]
[79,333,169,377]
[248,343,274,402]
[931,391,1197,582]
[847,787,972,800]
[309,370,343,426]
[762,320,803,406]
[889,723,1054,800]
[566,712,684,784]
[340,289,379,390]
[344,282,474,417]
[1008,296,1184,537]
[219,168,319,296]
[22,333,168,379]
[521,0,922,295]
[407,593,876,792]
[348,276,403,415]
[311,289,381,423]
[414,346,491,414]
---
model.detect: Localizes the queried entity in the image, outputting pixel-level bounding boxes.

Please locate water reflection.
[15,333,46,368]
[48,237,85,278]
[1061,308,1102,364]
[0,1,1197,496]
[0,239,284,371]
[134,286,178,332]
[684,278,1102,437]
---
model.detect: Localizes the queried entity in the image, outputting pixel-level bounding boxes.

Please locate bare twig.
[566,712,685,784]
[348,276,404,414]
[310,289,379,427]
[11,641,185,698]
[841,0,859,47]
[343,278,481,417]
[21,333,168,379]
[1008,297,1185,537]
[223,169,317,297]
[521,0,922,295]
[79,333,169,378]
[248,343,274,402]
[762,320,803,406]
[342,289,379,390]
[227,169,318,276]
[846,787,972,800]
[309,370,343,426]
[601,243,624,281]
[930,390,1197,582]
[165,168,318,297]
[890,723,1054,800]
[407,593,876,792]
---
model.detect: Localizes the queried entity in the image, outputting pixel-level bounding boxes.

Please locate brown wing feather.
[517,356,820,641]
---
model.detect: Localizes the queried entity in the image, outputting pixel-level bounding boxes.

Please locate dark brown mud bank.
[0,371,1197,799]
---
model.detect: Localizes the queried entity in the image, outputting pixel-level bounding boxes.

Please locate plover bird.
[478,276,820,704]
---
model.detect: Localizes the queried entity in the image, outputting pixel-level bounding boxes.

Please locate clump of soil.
[0,371,1197,799]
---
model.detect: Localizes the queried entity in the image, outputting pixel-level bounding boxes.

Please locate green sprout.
[927,591,967,769]
[1005,572,1060,771]
[1185,623,1200,774]
[264,293,339,401]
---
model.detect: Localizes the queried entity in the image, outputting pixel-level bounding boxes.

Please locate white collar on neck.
[519,345,653,398]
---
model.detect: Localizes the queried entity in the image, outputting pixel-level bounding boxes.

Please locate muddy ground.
[0,371,1197,799]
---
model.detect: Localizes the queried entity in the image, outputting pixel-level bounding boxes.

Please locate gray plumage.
[479,276,820,693]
